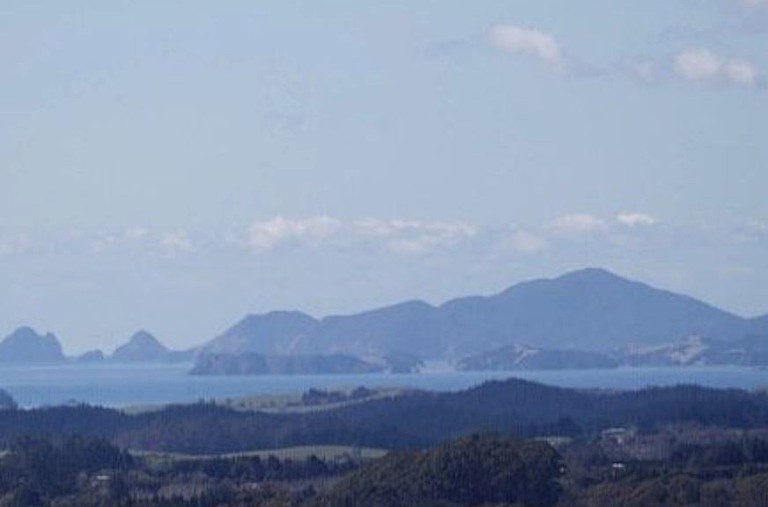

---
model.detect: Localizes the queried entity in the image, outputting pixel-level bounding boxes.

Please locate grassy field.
[132,444,388,464]
[218,386,413,413]
[124,386,414,415]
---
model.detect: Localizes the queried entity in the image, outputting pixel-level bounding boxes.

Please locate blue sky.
[2,1,767,352]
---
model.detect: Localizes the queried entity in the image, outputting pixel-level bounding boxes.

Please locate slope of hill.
[201,268,753,359]
[321,433,560,507]
[74,349,105,363]
[750,314,768,334]
[111,331,172,362]
[190,352,384,375]
[463,268,746,351]
[0,327,65,363]
[308,300,439,356]
[457,344,618,371]
[203,311,317,355]
[0,388,16,409]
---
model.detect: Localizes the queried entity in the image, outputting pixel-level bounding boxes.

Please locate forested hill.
[2,377,768,454]
[319,433,561,507]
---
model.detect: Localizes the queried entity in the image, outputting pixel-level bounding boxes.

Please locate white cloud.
[0,234,31,255]
[746,218,768,235]
[354,218,473,236]
[161,230,195,253]
[724,60,759,87]
[247,216,342,250]
[352,219,424,238]
[488,24,565,71]
[550,213,607,235]
[617,213,658,227]
[243,217,476,254]
[674,49,721,81]
[91,235,120,253]
[376,221,477,256]
[673,49,760,87]
[124,227,151,241]
[503,229,549,254]
[387,239,435,256]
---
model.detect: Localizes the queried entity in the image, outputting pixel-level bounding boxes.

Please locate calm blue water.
[0,363,767,408]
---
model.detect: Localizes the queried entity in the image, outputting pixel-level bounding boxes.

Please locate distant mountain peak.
[0,326,64,363]
[75,349,105,363]
[203,311,318,356]
[240,310,316,324]
[495,267,633,300]
[111,330,170,362]
[8,326,58,342]
[11,325,36,337]
[129,330,162,344]
[556,267,621,281]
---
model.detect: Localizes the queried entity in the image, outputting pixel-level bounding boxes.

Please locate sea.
[1,363,767,409]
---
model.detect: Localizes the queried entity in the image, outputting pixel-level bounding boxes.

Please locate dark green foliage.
[7,429,768,506]
[560,432,768,506]
[670,438,768,467]
[3,379,768,455]
[0,388,16,410]
[0,434,352,506]
[157,452,351,482]
[0,404,131,443]
[321,433,561,507]
[0,435,133,503]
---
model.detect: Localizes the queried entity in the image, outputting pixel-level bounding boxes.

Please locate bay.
[0,363,766,409]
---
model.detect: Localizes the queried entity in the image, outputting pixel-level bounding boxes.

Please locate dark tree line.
[6,430,768,506]
[2,379,768,454]
[0,435,356,507]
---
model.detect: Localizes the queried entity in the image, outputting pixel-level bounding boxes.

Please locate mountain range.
[109,330,193,363]
[2,268,766,369]
[0,328,191,364]
[200,268,766,362]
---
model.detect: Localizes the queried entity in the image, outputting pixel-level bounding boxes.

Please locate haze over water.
[2,363,766,409]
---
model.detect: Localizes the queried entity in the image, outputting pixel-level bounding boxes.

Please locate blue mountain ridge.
[202,268,753,360]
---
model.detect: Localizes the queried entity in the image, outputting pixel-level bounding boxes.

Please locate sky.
[1,1,767,354]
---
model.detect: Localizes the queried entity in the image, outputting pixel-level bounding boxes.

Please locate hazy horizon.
[2,265,765,356]
[3,1,767,352]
